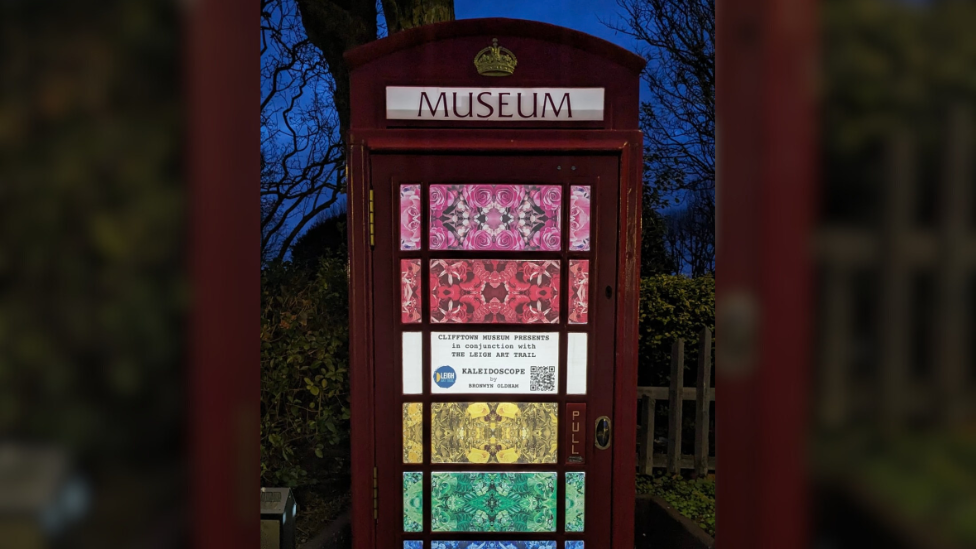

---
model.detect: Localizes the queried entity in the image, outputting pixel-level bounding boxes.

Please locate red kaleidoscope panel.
[429,259,560,324]
[401,258,422,324]
[568,259,589,324]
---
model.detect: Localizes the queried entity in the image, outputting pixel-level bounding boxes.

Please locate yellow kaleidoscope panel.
[431,402,558,464]
[403,402,423,464]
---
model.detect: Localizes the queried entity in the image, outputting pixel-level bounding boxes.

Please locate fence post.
[881,131,913,425]
[667,339,685,474]
[820,266,852,426]
[694,327,713,476]
[938,104,971,422]
[638,394,655,475]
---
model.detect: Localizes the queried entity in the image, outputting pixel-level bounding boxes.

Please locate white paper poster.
[430,332,559,394]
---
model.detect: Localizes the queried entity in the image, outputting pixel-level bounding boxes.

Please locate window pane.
[430,472,557,532]
[565,472,585,532]
[400,184,422,250]
[566,333,587,395]
[430,259,559,324]
[568,260,589,324]
[401,258,422,324]
[403,403,423,464]
[568,185,591,251]
[431,402,558,464]
[431,543,556,549]
[430,184,561,251]
[566,542,585,549]
[402,332,422,394]
[404,542,423,549]
[403,472,423,532]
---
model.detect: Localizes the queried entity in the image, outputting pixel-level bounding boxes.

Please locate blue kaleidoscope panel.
[431,543,557,549]
[565,542,585,549]
[403,542,423,549]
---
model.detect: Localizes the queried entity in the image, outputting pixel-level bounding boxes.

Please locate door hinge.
[368,189,375,248]
[372,466,378,521]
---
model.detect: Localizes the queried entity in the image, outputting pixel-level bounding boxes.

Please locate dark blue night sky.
[263,1,651,256]
[456,0,641,54]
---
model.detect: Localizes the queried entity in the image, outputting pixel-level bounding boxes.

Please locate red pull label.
[566,403,586,464]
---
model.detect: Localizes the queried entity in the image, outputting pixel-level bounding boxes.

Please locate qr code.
[530,365,556,392]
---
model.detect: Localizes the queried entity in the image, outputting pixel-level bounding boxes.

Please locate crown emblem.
[474,38,517,77]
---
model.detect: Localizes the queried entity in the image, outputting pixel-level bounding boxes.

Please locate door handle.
[594,416,612,450]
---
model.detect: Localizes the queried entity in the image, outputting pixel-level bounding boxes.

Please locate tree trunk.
[296,0,455,140]
[295,0,377,140]
[382,0,455,34]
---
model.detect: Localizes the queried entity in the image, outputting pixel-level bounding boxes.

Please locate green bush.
[261,258,351,488]
[637,473,716,537]
[637,275,715,386]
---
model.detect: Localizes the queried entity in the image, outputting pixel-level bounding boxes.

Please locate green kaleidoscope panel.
[564,472,585,532]
[431,402,558,464]
[430,472,557,532]
[403,472,423,532]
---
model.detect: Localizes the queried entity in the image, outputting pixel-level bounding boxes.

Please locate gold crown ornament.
[474,38,517,76]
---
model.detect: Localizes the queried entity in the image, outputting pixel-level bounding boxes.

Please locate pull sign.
[566,403,586,464]
[595,416,612,450]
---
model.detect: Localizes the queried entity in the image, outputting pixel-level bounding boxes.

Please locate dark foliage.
[637,275,715,386]
[291,210,348,267]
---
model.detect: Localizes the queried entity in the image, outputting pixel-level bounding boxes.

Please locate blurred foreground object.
[0,0,186,546]
[715,0,815,544]
[814,0,976,547]
[260,488,297,549]
[0,445,89,549]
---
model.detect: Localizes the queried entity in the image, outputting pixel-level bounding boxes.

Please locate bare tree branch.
[262,0,454,263]
[607,0,715,275]
[261,0,346,261]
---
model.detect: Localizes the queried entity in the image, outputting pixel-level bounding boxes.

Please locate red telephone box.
[344,18,644,549]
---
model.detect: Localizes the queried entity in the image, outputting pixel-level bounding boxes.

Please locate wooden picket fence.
[817,108,975,426]
[636,327,715,475]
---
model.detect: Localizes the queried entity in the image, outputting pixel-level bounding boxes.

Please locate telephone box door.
[371,154,619,549]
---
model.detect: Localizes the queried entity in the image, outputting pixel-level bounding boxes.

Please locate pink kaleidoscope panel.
[429,259,560,324]
[400,184,422,251]
[429,184,562,251]
[401,259,422,324]
[568,260,589,324]
[569,185,591,251]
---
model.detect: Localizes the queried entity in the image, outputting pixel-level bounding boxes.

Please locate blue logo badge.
[434,365,457,389]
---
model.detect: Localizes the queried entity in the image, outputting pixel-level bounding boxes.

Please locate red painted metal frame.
[345,18,646,74]
[346,19,643,134]
[373,153,617,548]
[348,139,376,549]
[348,132,642,549]
[346,19,644,549]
